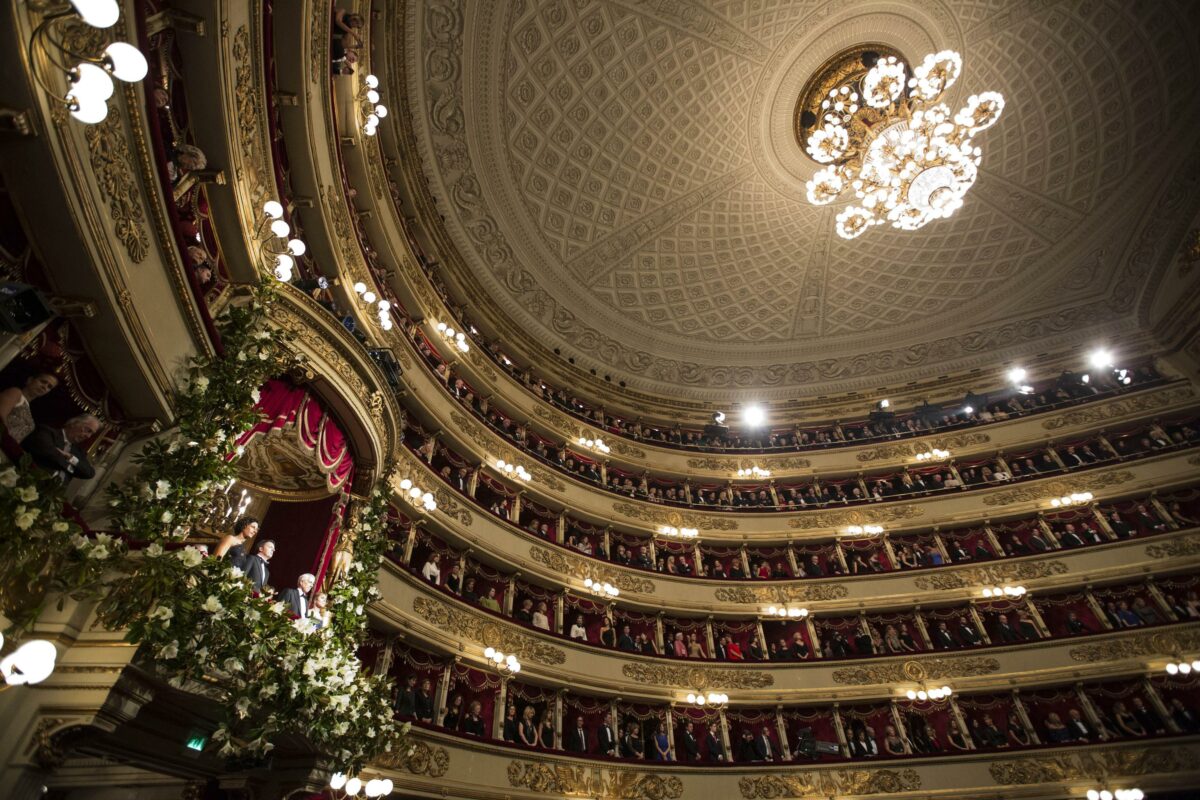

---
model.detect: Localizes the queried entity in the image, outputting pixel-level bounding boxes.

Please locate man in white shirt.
[421,554,441,585]
[281,573,315,618]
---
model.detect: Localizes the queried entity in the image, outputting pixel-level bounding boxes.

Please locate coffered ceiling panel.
[399,0,1200,400]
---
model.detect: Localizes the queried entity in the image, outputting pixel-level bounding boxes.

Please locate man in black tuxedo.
[565,715,590,753]
[596,721,617,756]
[1065,611,1090,635]
[705,721,725,762]
[679,720,701,760]
[395,675,418,716]
[618,625,637,652]
[1131,697,1166,735]
[244,539,274,594]
[994,613,1021,643]
[933,622,958,649]
[713,637,728,660]
[1058,524,1086,548]
[956,618,982,646]
[1065,709,1093,741]
[23,415,99,483]
[1107,512,1134,538]
[280,573,315,619]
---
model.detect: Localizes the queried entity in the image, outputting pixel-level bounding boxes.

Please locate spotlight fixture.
[30,2,149,125]
[843,524,884,536]
[980,585,1025,598]
[494,458,531,482]
[686,691,728,707]
[1049,492,1093,508]
[1164,658,1200,675]
[576,436,611,454]
[878,399,890,409]
[583,577,619,598]
[257,201,307,283]
[1088,349,1115,370]
[712,411,726,425]
[433,320,470,352]
[658,525,699,539]
[358,74,388,136]
[743,405,766,427]
[765,606,808,619]
[736,466,772,479]
[483,647,521,674]
[397,478,437,512]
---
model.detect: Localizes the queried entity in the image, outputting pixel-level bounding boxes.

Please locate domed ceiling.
[398,0,1200,401]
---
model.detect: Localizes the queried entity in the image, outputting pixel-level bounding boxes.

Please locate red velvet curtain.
[260,493,339,593]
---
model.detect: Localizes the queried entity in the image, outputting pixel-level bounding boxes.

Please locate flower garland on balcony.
[0,283,407,772]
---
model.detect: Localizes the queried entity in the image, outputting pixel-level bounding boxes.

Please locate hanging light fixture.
[257,201,307,283]
[358,74,388,136]
[800,48,1004,239]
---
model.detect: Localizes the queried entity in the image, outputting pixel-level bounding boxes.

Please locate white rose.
[52,521,69,533]
[202,595,223,613]
[258,351,268,360]
[235,697,251,718]
[88,545,110,560]
[154,480,171,499]
[237,351,247,362]
[193,376,209,393]
[15,511,37,530]
[145,542,164,557]
[18,486,38,503]
[0,468,17,488]
[223,658,244,673]
[250,388,261,404]
[159,641,179,659]
[150,605,174,622]
[177,547,203,567]
[161,510,174,523]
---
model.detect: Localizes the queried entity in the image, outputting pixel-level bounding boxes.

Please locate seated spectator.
[882,725,905,755]
[1064,611,1091,635]
[23,414,100,483]
[1065,709,1094,741]
[514,598,534,624]
[214,515,258,568]
[167,143,207,184]
[727,637,744,660]
[531,600,550,631]
[1042,712,1072,743]
[619,625,637,652]
[280,572,315,618]
[479,587,501,613]
[569,614,588,641]
[462,699,486,736]
[462,577,479,603]
[1114,601,1144,628]
[0,371,58,444]
[420,554,441,586]
[1131,597,1160,625]
[994,613,1022,643]
[1112,701,1146,737]
[1169,698,1199,732]
[1131,697,1166,735]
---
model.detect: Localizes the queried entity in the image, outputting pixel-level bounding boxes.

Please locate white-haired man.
[24,414,100,483]
[281,572,316,619]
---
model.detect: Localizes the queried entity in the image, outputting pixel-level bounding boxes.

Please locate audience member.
[23,414,100,482]
[0,372,58,443]
[244,539,274,594]
[214,516,258,567]
[281,572,315,618]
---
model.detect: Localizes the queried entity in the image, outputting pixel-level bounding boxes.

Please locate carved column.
[434,660,453,726]
[639,471,649,496]
[603,527,612,561]
[881,534,898,567]
[494,678,509,739]
[912,608,934,649]
[856,473,870,499]
[774,706,790,761]
[889,699,912,753]
[968,602,992,644]
[947,460,964,487]
[655,613,666,653]
[1150,494,1179,529]
[510,491,523,525]
[555,591,565,634]
[555,690,565,749]
[755,620,769,658]
[504,575,516,616]
[948,696,975,749]
[402,522,419,565]
[683,480,693,506]
[693,542,704,576]
[609,700,620,750]
[1036,515,1061,549]
[1073,682,1105,737]
[739,545,752,577]
[993,453,1012,477]
[666,706,677,758]
[768,480,780,507]
[1091,504,1117,540]
[557,512,566,544]
[805,616,822,657]
[467,466,479,498]
[718,708,732,760]
[1096,433,1120,460]
[930,531,951,563]
[833,542,849,573]
[831,704,849,753]
[1045,443,1067,471]
[704,617,716,657]
[599,460,608,486]
[1145,578,1179,622]
[785,544,800,576]
[857,613,874,652]
[1010,691,1040,745]
[648,537,658,567]
[1143,677,1181,734]
[1022,596,1051,638]
[982,522,1005,557]
[1083,586,1114,630]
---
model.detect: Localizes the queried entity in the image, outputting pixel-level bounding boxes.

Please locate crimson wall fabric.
[259,492,338,593]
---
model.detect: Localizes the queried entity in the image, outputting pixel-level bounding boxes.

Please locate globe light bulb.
[1100,791,1113,800]
[286,238,306,256]
[380,779,394,795]
[275,254,294,271]
[104,42,149,82]
[344,777,362,796]
[330,773,348,790]
[1087,791,1100,800]
[270,219,290,238]
[743,405,766,427]
[365,779,383,797]
[70,62,115,103]
[263,200,284,219]
[0,639,57,685]
[375,105,389,118]
[399,478,412,490]
[365,74,379,88]
[70,0,120,28]
[1007,367,1026,384]
[68,95,109,124]
[362,291,377,304]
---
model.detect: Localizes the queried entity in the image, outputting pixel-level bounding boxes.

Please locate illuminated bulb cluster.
[805,50,1003,239]
[361,74,389,136]
[398,478,437,512]
[576,436,610,454]
[686,691,728,707]
[583,577,619,598]
[495,459,531,482]
[484,646,521,674]
[352,281,394,331]
[981,585,1026,598]
[736,466,772,479]
[1165,658,1200,675]
[50,1,149,124]
[328,773,394,798]
[0,633,57,686]
[765,606,808,619]
[914,448,950,461]
[1006,367,1034,394]
[658,525,699,539]
[906,685,952,701]
[844,524,884,536]
[1050,492,1093,508]
[434,321,469,352]
[262,201,307,282]
[1087,790,1145,800]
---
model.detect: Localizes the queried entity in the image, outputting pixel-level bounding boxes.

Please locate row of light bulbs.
[843,524,884,536]
[657,525,699,539]
[1087,790,1144,800]
[736,466,771,479]
[351,281,395,331]
[583,577,619,597]
[397,478,437,512]
[981,585,1026,598]
[1164,658,1200,675]
[434,321,469,352]
[764,606,808,618]
[52,1,149,124]
[576,436,610,454]
[328,773,393,797]
[685,691,728,707]
[360,74,389,136]
[1049,491,1094,508]
[905,685,952,701]
[262,201,307,282]
[914,448,950,461]
[494,458,531,481]
[483,646,521,674]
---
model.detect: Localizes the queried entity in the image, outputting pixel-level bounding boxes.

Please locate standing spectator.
[214,516,259,567]
[280,573,315,618]
[421,554,441,585]
[243,539,274,594]
[0,371,58,443]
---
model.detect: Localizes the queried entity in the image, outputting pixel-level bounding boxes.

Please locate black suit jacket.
[566,727,589,753]
[995,622,1020,642]
[704,732,724,761]
[23,425,95,482]
[280,587,307,618]
[680,731,700,760]
[244,554,270,593]
[395,687,417,716]
[934,630,957,649]
[597,725,616,755]
[1066,719,1090,740]
[618,634,637,651]
[957,624,981,645]
[414,691,434,721]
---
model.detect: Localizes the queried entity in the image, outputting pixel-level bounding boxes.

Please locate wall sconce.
[658,525,698,539]
[397,478,436,512]
[685,691,727,707]
[329,773,394,798]
[30,1,148,124]
[583,577,618,598]
[764,606,808,619]
[576,436,610,454]
[351,281,394,331]
[359,73,388,136]
[736,466,771,479]
[1049,491,1093,508]
[843,524,883,536]
[905,685,951,701]
[433,320,469,352]
[259,201,306,282]
[494,458,530,482]
[980,585,1025,598]
[484,647,520,674]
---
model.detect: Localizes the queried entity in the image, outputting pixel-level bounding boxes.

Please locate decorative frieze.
[713,584,848,604]
[988,745,1196,784]
[1069,627,1200,663]
[1145,536,1200,558]
[913,561,1068,591]
[529,546,655,595]
[787,506,923,530]
[621,662,774,690]
[612,502,740,531]
[1041,385,1195,430]
[507,760,683,799]
[832,657,1000,685]
[739,768,920,798]
[411,596,565,665]
[854,433,991,463]
[686,456,812,471]
[376,739,449,777]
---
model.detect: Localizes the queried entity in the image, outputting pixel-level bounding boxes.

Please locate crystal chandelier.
[801,50,1004,239]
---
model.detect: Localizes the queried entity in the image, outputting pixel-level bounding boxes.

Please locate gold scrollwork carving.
[375,738,449,777]
[738,768,920,798]
[713,583,848,604]
[231,25,269,200]
[912,560,1068,591]
[1145,535,1200,558]
[787,506,923,530]
[981,470,1135,506]
[507,760,683,799]
[83,114,149,263]
[621,662,773,690]
[1041,385,1195,430]
[832,656,1000,685]
[686,456,813,472]
[529,546,655,594]
[1069,628,1200,663]
[411,596,565,665]
[854,433,991,463]
[612,502,740,531]
[988,745,1193,785]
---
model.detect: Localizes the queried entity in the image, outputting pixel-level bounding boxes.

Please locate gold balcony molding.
[410,595,566,666]
[1069,626,1200,663]
[687,455,813,471]
[831,656,1001,685]
[620,663,774,690]
[1145,534,1200,558]
[988,744,1198,785]
[374,739,450,778]
[506,760,684,800]
[786,505,925,530]
[713,584,848,604]
[83,110,149,263]
[981,469,1136,506]
[912,560,1068,591]
[611,502,742,532]
[532,404,648,460]
[854,432,991,463]
[449,410,567,491]
[529,545,656,595]
[1041,383,1196,430]
[739,768,921,799]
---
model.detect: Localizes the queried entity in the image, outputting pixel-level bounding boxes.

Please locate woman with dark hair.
[214,516,259,568]
[442,694,465,732]
[0,371,58,444]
